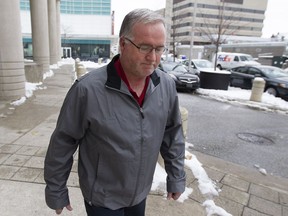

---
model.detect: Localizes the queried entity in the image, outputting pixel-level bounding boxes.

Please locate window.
[234,67,247,74]
[248,68,262,76]
[221,0,243,4]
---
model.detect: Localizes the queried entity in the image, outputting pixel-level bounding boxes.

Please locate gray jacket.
[44,55,186,210]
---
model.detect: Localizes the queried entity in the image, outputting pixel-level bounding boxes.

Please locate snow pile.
[254,164,267,175]
[197,87,288,114]
[151,144,232,216]
[203,200,232,216]
[10,82,45,106]
[185,150,232,216]
[80,59,110,69]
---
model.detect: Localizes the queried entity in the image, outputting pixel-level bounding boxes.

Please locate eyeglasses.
[124,37,167,55]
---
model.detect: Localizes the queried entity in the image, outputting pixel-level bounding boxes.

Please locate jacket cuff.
[166,174,186,193]
[45,187,70,210]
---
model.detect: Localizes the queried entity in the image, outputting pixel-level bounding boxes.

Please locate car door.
[230,67,252,88]
[230,55,239,68]
[246,67,263,89]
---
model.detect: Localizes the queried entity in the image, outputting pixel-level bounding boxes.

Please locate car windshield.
[162,63,187,73]
[193,60,213,68]
[260,67,288,78]
[240,55,253,61]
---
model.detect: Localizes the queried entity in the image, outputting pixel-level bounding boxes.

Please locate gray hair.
[119,8,166,38]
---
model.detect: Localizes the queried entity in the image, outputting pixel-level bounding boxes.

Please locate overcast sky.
[111,0,288,38]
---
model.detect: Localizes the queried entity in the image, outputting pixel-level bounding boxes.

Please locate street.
[179,92,288,179]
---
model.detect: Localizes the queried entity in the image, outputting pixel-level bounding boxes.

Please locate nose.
[145,49,157,61]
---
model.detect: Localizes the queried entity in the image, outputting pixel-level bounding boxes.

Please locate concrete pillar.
[30,0,50,74]
[0,0,25,100]
[48,0,58,64]
[56,0,62,61]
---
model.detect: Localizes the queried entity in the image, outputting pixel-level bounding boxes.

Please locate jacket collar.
[106,54,160,90]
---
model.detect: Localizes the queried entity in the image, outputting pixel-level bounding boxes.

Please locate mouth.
[144,66,155,72]
[142,63,155,68]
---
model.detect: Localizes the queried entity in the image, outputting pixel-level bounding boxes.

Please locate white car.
[213,52,260,70]
[183,59,219,76]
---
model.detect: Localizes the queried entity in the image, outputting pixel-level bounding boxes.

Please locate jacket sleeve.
[44,81,89,210]
[160,87,186,194]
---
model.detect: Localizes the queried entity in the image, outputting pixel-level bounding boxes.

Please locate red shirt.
[114,59,149,107]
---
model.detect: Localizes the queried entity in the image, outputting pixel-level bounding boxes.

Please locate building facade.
[168,0,268,47]
[1,0,63,100]
[20,0,115,61]
[0,0,115,101]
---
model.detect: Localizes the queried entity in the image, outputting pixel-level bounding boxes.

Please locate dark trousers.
[84,199,146,216]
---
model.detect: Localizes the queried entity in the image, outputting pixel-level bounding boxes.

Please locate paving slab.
[280,192,288,206]
[220,185,250,206]
[146,194,206,216]
[242,207,270,216]
[249,183,279,203]
[0,180,85,216]
[221,174,250,192]
[214,195,244,216]
[248,195,282,216]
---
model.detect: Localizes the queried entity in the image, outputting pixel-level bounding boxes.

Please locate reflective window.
[20,0,111,15]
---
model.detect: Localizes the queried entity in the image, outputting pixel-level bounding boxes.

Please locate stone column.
[56,0,62,60]
[48,0,58,64]
[0,0,25,100]
[30,0,50,73]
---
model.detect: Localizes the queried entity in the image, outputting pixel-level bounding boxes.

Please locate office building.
[166,0,268,46]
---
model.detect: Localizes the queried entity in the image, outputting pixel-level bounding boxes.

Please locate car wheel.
[217,64,222,70]
[265,87,278,96]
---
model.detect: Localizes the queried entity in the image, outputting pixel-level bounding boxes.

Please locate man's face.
[120,22,166,80]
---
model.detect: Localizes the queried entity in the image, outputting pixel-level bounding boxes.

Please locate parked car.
[214,52,260,70]
[229,65,288,100]
[183,59,219,76]
[158,61,200,92]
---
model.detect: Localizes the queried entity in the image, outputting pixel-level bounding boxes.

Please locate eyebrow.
[126,38,165,48]
[138,42,165,48]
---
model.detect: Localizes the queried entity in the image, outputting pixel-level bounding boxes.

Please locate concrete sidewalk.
[0,63,287,216]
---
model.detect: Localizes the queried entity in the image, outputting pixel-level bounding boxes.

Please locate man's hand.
[167,192,182,200]
[55,204,73,215]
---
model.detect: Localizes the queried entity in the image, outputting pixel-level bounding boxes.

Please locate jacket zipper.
[130,106,144,206]
[139,107,144,119]
[106,84,145,119]
[106,84,146,205]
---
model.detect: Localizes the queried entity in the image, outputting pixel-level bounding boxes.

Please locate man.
[44,8,186,216]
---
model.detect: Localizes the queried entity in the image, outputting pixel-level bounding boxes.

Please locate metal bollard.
[76,64,86,78]
[250,77,266,102]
